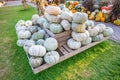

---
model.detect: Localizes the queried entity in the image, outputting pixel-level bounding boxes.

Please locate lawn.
[0,6,120,80]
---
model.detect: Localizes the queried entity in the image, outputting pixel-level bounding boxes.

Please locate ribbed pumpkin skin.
[37,17,47,26]
[18,30,31,39]
[50,24,63,34]
[62,8,70,12]
[32,32,44,41]
[96,23,106,32]
[81,37,92,46]
[67,38,81,49]
[16,20,25,26]
[45,6,61,16]
[61,20,71,31]
[44,51,60,64]
[31,14,39,25]
[72,31,89,41]
[44,13,61,23]
[16,26,27,33]
[88,27,99,37]
[43,21,50,29]
[72,22,86,33]
[29,45,46,57]
[61,12,73,22]
[23,40,35,53]
[29,57,43,67]
[44,38,58,51]
[103,27,114,37]
[25,20,32,27]
[36,39,45,46]
[73,12,88,24]
[17,39,27,47]
[85,20,94,29]
[92,34,104,42]
[27,26,37,33]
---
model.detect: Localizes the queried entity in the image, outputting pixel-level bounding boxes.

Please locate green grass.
[0,6,120,80]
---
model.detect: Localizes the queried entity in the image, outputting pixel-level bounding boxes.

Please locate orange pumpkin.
[100,17,105,22]
[74,1,79,5]
[69,1,74,5]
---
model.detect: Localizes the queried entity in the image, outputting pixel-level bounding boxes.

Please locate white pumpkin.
[29,57,43,67]
[31,14,40,25]
[29,45,46,57]
[61,12,73,22]
[16,26,27,33]
[32,32,44,41]
[27,26,37,33]
[37,17,47,26]
[25,20,32,27]
[49,24,63,33]
[72,31,89,41]
[44,13,61,23]
[62,8,70,12]
[92,34,104,42]
[81,37,92,46]
[67,38,81,49]
[44,34,50,40]
[60,20,71,31]
[18,30,31,39]
[88,27,99,37]
[45,6,61,16]
[44,38,58,51]
[17,39,27,47]
[72,22,86,33]
[16,20,25,26]
[103,27,114,37]
[96,23,106,32]
[85,20,94,29]
[36,39,45,46]
[23,40,35,53]
[38,29,46,35]
[44,51,60,64]
[73,12,88,24]
[43,21,50,29]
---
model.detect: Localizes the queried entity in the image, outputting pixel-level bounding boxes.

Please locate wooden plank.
[58,47,68,55]
[32,37,109,74]
[58,40,67,47]
[44,28,55,37]
[57,36,71,42]
[55,30,72,39]
[63,45,73,53]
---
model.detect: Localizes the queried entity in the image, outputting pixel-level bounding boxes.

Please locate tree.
[21,0,28,10]
[34,0,48,16]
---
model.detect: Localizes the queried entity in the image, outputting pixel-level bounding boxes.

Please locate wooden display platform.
[26,37,110,74]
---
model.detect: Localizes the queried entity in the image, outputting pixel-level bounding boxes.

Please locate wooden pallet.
[26,37,110,74]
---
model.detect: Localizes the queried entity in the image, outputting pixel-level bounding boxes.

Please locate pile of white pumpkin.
[67,12,114,49]
[15,6,114,68]
[15,18,60,68]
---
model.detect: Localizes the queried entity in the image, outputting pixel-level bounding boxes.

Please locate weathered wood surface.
[26,37,110,74]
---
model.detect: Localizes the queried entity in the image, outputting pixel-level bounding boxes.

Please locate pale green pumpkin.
[32,32,44,41]
[30,57,43,67]
[92,34,104,42]
[81,37,92,46]
[103,27,114,37]
[49,24,63,34]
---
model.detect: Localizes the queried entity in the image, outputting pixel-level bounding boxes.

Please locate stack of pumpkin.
[15,17,60,68]
[43,6,73,33]
[67,12,114,50]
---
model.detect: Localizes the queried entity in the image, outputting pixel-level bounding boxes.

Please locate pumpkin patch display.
[27,26,37,34]
[92,34,104,42]
[44,51,60,64]
[95,23,106,32]
[32,32,44,41]
[60,12,73,22]
[60,20,71,31]
[81,37,92,46]
[37,17,47,26]
[88,27,99,37]
[85,20,95,29]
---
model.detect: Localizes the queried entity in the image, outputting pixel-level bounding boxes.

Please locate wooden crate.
[26,37,110,74]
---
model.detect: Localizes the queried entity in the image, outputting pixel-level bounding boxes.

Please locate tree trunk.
[22,0,28,10]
